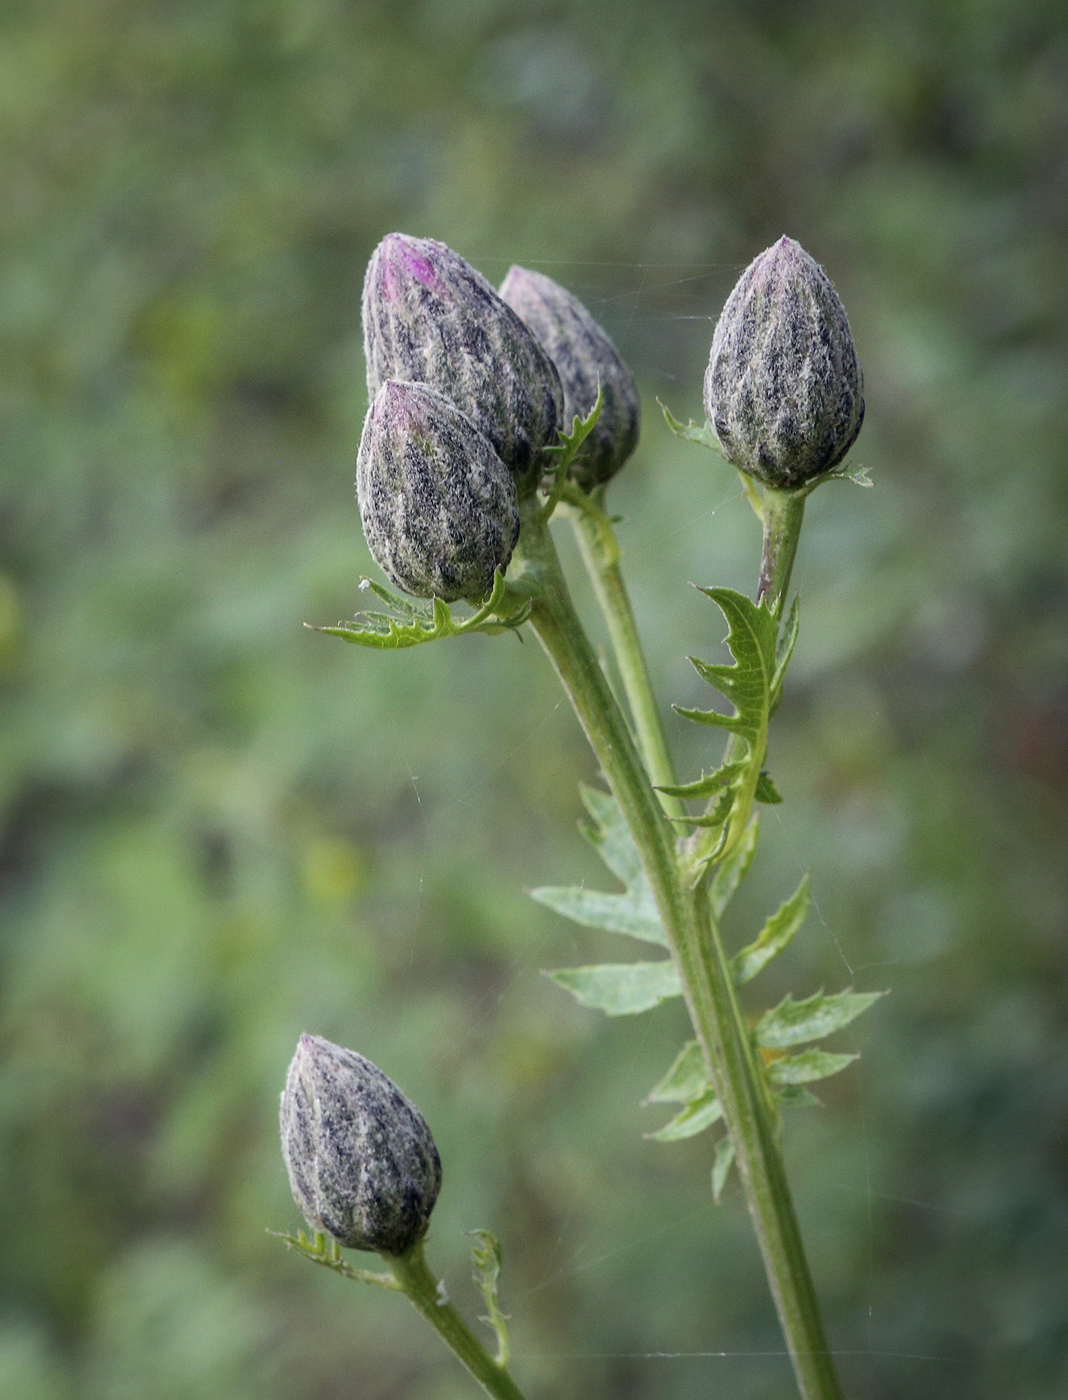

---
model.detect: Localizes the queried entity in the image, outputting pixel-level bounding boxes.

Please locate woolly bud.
[703,237,864,489]
[499,266,640,490]
[363,233,563,493]
[280,1034,442,1256]
[356,380,520,602]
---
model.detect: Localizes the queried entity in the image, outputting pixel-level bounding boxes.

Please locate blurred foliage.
[2,1,1067,1397]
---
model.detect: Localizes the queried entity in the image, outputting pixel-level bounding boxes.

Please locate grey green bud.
[280,1034,442,1256]
[363,233,563,493]
[703,236,864,489]
[499,266,640,490]
[356,379,520,602]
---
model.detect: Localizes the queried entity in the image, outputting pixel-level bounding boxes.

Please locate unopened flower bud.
[280,1034,442,1256]
[363,233,563,492]
[356,380,520,602]
[499,266,640,490]
[703,237,864,489]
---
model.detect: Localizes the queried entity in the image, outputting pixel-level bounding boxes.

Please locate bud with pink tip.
[363,234,562,493]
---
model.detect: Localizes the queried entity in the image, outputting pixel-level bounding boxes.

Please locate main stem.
[388,1242,528,1400]
[512,503,844,1400]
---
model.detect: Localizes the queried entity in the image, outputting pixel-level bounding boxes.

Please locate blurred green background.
[2,1,1067,1397]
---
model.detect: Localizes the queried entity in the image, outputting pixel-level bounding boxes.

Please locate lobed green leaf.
[644,1040,710,1105]
[712,1136,736,1202]
[647,1089,723,1142]
[545,961,682,1015]
[311,570,529,650]
[470,1230,510,1367]
[755,988,886,1049]
[766,1048,858,1085]
[730,874,810,986]
[709,814,760,919]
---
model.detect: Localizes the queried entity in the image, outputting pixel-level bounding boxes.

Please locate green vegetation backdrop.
[2,2,1067,1397]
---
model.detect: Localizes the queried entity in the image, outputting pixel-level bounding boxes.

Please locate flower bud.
[356,380,520,602]
[363,233,563,492]
[703,237,864,489]
[499,266,640,490]
[280,1034,442,1256]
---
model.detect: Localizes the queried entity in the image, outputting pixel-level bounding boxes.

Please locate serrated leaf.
[712,1136,736,1202]
[774,1083,820,1109]
[546,961,681,1015]
[311,570,529,649]
[644,1040,711,1105]
[709,814,760,919]
[578,785,643,887]
[657,758,747,801]
[754,771,783,804]
[730,874,810,986]
[470,1230,510,1367]
[647,1089,723,1141]
[755,988,886,1049]
[687,588,778,752]
[531,786,666,946]
[767,1048,858,1085]
[529,887,665,946]
[658,401,723,453]
[770,595,800,710]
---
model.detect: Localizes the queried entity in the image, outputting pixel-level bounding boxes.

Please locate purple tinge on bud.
[280,1034,442,1256]
[356,379,520,602]
[703,237,864,489]
[363,234,563,493]
[499,266,640,491]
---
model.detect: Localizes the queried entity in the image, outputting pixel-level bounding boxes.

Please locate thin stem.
[565,495,685,821]
[757,485,808,610]
[511,502,845,1400]
[387,1241,528,1400]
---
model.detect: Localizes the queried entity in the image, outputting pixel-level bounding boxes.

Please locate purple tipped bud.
[703,237,864,489]
[356,380,520,602]
[363,234,563,493]
[499,266,640,490]
[280,1034,442,1256]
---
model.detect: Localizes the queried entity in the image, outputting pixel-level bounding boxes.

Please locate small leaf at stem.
[530,887,665,946]
[647,1089,724,1141]
[271,1230,401,1289]
[658,400,723,454]
[530,785,666,946]
[644,1040,711,1105]
[754,771,783,804]
[711,1137,736,1202]
[756,988,886,1049]
[766,1048,858,1085]
[311,570,528,649]
[709,815,760,919]
[730,874,811,986]
[470,1230,510,1368]
[774,1083,820,1109]
[545,961,682,1015]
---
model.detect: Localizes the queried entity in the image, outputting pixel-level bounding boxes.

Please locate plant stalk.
[565,496,685,822]
[512,502,844,1400]
[388,1241,528,1400]
[757,485,808,609]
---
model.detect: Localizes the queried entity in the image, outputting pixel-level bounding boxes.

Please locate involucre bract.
[703,237,864,488]
[363,233,563,493]
[280,1034,442,1256]
[499,265,640,490]
[356,380,520,602]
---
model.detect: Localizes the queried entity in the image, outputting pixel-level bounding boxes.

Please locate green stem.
[565,496,685,821]
[388,1241,528,1400]
[512,502,844,1400]
[757,485,808,611]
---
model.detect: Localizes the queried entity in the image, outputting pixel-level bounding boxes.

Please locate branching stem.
[387,1241,528,1400]
[511,500,845,1400]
